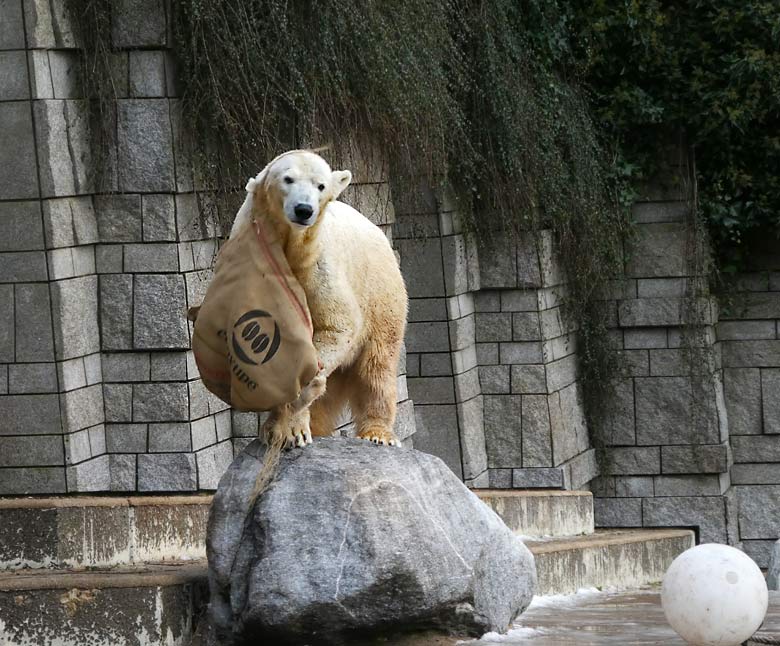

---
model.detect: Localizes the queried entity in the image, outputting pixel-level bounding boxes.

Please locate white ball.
[661,543,768,646]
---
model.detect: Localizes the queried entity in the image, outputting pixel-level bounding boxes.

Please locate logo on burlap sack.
[230,310,281,366]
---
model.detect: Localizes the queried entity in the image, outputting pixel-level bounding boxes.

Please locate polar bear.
[230,150,408,448]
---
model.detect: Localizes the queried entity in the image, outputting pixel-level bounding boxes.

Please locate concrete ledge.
[476,489,594,538]
[527,528,694,596]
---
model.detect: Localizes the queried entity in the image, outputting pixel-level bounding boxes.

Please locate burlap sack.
[188,218,319,411]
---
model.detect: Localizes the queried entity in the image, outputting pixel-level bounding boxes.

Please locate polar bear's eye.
[317,184,325,191]
[283,176,294,184]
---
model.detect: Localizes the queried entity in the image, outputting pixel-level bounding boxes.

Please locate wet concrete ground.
[468,589,780,646]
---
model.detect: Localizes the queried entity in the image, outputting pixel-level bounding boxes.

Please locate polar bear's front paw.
[267,409,313,449]
[357,427,399,447]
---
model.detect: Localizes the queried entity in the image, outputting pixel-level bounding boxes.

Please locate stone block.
[0,251,47,282]
[0,284,12,362]
[34,100,93,197]
[420,353,452,377]
[0,393,61,435]
[521,394,552,467]
[635,377,719,445]
[23,0,76,47]
[94,194,143,243]
[625,222,686,277]
[0,466,66,494]
[102,352,150,382]
[624,328,668,349]
[515,235,542,288]
[0,98,39,200]
[594,498,642,527]
[188,378,209,419]
[184,268,212,308]
[548,384,589,466]
[88,423,106,455]
[567,448,599,489]
[732,464,780,485]
[99,274,133,350]
[604,447,661,475]
[408,298,447,322]
[123,243,179,272]
[631,201,688,223]
[477,234,517,289]
[0,201,44,252]
[109,454,136,491]
[397,238,445,298]
[475,313,512,343]
[215,410,232,441]
[721,293,780,319]
[138,453,197,492]
[0,50,28,100]
[488,468,512,488]
[103,383,132,423]
[744,540,776,570]
[456,395,486,479]
[478,365,510,394]
[405,321,450,353]
[721,340,780,368]
[620,349,650,376]
[454,366,481,402]
[8,362,57,394]
[0,434,62,467]
[475,291,500,312]
[513,312,542,342]
[446,293,475,320]
[618,297,714,327]
[129,51,166,97]
[441,234,470,296]
[475,342,498,365]
[717,320,775,341]
[47,50,81,99]
[133,382,188,422]
[405,353,420,377]
[26,49,52,99]
[452,345,477,376]
[636,277,689,298]
[762,369,780,434]
[544,354,577,392]
[95,245,122,274]
[150,352,187,381]
[0,365,7,394]
[722,368,761,435]
[654,474,726,496]
[731,435,780,463]
[393,398,416,442]
[142,194,176,241]
[50,276,100,360]
[117,99,174,192]
[413,404,462,478]
[66,454,111,491]
[542,334,577,363]
[510,364,547,394]
[596,379,635,445]
[342,183,395,226]
[231,411,259,438]
[0,0,25,49]
[15,283,54,362]
[60,384,103,433]
[483,395,522,468]
[191,416,216,451]
[615,476,654,497]
[406,376,454,405]
[499,342,543,365]
[643,496,728,543]
[648,347,718,377]
[133,274,188,349]
[448,314,475,351]
[512,467,564,489]
[111,0,167,48]
[661,444,728,474]
[64,427,93,464]
[106,424,148,453]
[42,196,98,247]
[147,422,191,453]
[196,440,234,489]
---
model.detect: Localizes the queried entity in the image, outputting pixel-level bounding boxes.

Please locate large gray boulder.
[207,437,536,645]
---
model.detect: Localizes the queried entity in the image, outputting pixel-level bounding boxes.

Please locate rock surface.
[207,437,536,645]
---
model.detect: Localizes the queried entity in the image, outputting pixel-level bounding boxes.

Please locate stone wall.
[720,253,780,566]
[0,0,413,494]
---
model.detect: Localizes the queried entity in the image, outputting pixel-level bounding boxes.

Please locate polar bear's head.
[248,150,352,231]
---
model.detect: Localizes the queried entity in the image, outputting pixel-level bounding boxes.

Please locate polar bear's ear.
[331,170,352,198]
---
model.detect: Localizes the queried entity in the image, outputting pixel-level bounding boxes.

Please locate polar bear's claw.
[357,428,399,447]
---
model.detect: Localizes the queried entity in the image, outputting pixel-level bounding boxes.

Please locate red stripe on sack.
[193,351,231,380]
[254,219,314,337]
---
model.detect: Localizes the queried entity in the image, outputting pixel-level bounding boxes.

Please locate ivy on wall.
[570,0,780,271]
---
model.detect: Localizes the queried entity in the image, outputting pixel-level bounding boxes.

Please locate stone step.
[0,495,211,570]
[0,563,207,645]
[526,528,695,596]
[476,489,594,538]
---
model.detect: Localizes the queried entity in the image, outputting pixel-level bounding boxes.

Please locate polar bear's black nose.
[294,203,314,220]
